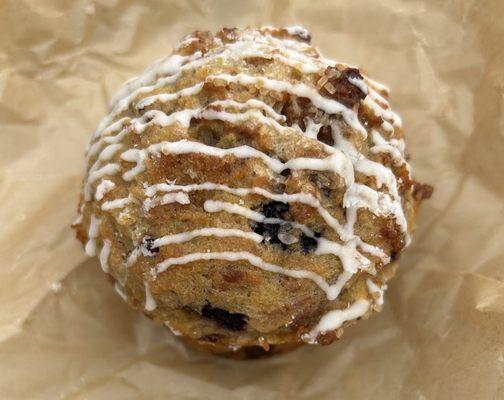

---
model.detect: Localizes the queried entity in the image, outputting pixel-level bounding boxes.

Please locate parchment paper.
[1,0,503,399]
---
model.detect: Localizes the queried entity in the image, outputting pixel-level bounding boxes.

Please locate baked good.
[73,26,432,358]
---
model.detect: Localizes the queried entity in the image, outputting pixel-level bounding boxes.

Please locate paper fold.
[1,0,503,398]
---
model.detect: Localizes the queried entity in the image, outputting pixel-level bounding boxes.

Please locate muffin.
[73,26,432,358]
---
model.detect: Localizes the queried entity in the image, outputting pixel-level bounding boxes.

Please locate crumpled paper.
[1,0,503,399]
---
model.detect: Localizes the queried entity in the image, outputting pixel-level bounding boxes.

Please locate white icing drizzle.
[137,83,204,109]
[121,139,353,187]
[164,321,182,336]
[139,73,367,137]
[144,280,157,311]
[204,200,267,223]
[143,191,190,212]
[357,239,389,262]
[348,76,369,95]
[363,95,401,129]
[144,182,387,262]
[121,147,146,181]
[301,277,387,344]
[80,27,414,343]
[365,77,390,95]
[366,279,387,307]
[114,282,128,302]
[85,164,120,201]
[208,98,286,122]
[153,228,263,247]
[304,118,323,139]
[156,251,346,300]
[92,27,392,145]
[205,195,348,239]
[95,180,115,200]
[302,299,370,344]
[315,239,371,273]
[355,158,399,198]
[98,51,204,139]
[128,100,296,140]
[87,118,131,161]
[331,122,408,240]
[363,87,397,126]
[146,181,313,200]
[258,29,323,72]
[207,73,364,136]
[84,214,100,256]
[99,239,111,273]
[343,183,407,234]
[101,194,136,211]
[198,108,298,135]
[370,129,409,174]
[85,143,124,199]
[109,52,200,110]
[284,26,311,41]
[133,109,198,134]
[99,143,124,161]
[371,143,404,165]
[106,28,318,119]
[243,49,320,74]
[201,199,375,285]
[125,247,141,268]
[72,212,83,225]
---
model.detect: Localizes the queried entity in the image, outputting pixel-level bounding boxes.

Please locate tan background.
[1,0,503,399]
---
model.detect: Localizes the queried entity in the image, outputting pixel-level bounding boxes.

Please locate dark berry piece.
[261,201,289,218]
[253,222,288,249]
[141,236,159,256]
[201,304,247,331]
[317,125,334,146]
[391,251,399,261]
[252,201,291,250]
[300,233,318,254]
[280,168,292,177]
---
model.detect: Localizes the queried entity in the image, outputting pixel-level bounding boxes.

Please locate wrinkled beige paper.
[1,0,503,399]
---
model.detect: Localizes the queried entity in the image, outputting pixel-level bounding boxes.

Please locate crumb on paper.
[50,281,62,293]
[164,321,182,336]
[230,344,241,352]
[85,3,95,15]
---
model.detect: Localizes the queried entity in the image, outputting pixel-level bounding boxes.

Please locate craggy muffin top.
[73,26,431,353]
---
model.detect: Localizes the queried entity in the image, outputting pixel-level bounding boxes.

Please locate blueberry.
[201,304,248,331]
[252,201,290,250]
[300,233,318,254]
[141,236,159,256]
[253,222,288,249]
[261,201,289,219]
